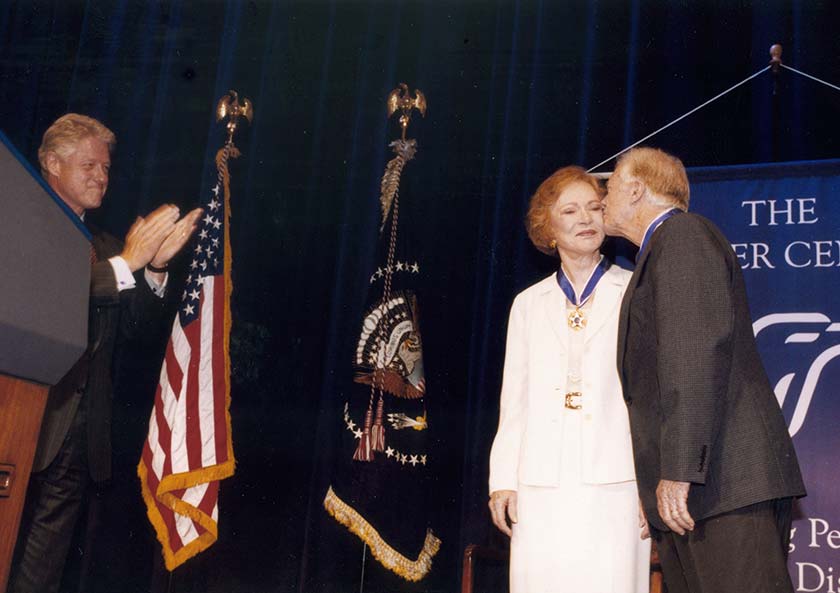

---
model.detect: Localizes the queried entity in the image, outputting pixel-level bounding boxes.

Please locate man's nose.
[94,166,108,183]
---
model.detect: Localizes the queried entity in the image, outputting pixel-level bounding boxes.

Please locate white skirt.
[510,410,650,593]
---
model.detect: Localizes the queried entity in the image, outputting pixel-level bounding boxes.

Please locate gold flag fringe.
[323,486,441,582]
[137,145,239,571]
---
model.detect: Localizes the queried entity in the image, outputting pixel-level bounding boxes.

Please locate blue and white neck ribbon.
[556,256,611,330]
[637,208,682,262]
[556,255,610,307]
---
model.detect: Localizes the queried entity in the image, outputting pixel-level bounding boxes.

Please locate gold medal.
[568,307,586,330]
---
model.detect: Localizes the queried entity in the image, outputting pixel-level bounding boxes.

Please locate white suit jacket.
[489,264,636,492]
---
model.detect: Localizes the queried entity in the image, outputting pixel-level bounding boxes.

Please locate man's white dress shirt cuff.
[108,256,168,297]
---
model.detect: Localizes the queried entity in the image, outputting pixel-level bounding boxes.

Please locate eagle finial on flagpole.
[216,90,254,146]
[378,84,426,231]
[386,83,426,141]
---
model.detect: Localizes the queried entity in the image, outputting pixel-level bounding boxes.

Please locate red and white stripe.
[139,273,234,569]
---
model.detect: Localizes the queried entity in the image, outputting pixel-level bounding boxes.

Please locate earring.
[549,239,557,250]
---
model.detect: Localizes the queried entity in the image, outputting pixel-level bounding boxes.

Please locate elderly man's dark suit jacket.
[617,212,805,532]
[31,224,164,483]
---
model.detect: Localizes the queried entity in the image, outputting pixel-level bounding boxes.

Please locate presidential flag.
[322,137,440,586]
[138,146,237,571]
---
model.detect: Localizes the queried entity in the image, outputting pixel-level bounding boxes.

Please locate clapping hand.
[120,205,181,272]
[149,207,204,270]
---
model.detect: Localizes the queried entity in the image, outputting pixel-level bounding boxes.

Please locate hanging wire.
[588,58,840,175]
[587,66,772,173]
[781,64,840,93]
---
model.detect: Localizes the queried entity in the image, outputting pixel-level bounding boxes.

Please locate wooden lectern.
[0,131,90,591]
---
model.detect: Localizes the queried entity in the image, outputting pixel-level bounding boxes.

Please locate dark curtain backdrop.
[2,1,839,592]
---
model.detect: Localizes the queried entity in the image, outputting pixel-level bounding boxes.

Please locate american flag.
[138,153,236,571]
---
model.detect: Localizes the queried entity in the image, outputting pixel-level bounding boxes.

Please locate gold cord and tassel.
[371,396,386,452]
[353,408,374,462]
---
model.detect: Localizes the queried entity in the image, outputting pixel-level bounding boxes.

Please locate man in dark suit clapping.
[602,147,805,593]
[9,114,202,593]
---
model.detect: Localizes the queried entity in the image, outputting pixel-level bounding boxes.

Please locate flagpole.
[359,543,367,593]
[138,89,252,573]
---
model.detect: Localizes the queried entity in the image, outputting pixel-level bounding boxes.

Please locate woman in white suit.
[488,166,650,593]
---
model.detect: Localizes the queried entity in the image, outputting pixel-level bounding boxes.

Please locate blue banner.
[689,159,840,592]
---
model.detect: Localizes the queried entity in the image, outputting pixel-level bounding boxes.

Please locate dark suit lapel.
[87,222,125,262]
[86,222,105,260]
[617,248,651,384]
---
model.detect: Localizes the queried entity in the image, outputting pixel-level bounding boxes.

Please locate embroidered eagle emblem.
[354,290,426,399]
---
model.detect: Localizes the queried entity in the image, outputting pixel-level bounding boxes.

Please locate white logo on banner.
[753,313,840,437]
